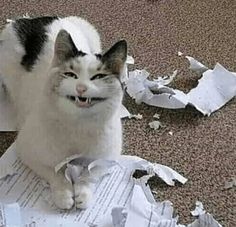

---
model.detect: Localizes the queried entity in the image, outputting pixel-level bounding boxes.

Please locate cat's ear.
[101,40,127,75]
[53,29,85,64]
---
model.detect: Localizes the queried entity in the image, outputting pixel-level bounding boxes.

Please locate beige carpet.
[0,0,235,226]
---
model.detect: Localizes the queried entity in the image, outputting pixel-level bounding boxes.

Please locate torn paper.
[149,120,162,130]
[0,143,187,227]
[185,56,208,74]
[188,213,222,227]
[120,105,131,118]
[120,103,143,120]
[224,177,236,189]
[187,201,222,227]
[190,201,205,216]
[111,195,222,227]
[64,158,119,184]
[125,63,236,116]
[121,55,135,83]
[124,155,187,186]
[178,52,208,74]
[153,113,160,119]
[128,113,143,120]
[123,183,178,227]
[0,203,22,226]
[168,131,173,136]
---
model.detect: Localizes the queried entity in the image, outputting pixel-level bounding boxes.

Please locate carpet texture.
[0,0,235,226]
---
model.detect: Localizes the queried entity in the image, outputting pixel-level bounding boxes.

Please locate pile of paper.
[0,144,222,227]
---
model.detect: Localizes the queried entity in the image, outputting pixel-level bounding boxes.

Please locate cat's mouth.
[66,95,107,108]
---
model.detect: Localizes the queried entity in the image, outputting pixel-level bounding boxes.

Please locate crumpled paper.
[120,155,187,186]
[55,155,119,184]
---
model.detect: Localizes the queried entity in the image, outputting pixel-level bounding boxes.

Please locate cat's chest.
[56,121,117,157]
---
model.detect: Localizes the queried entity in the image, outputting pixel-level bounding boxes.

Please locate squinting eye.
[90,74,107,80]
[64,72,78,79]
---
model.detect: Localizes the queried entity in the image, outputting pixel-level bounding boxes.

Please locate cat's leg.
[74,181,94,209]
[21,160,74,210]
[50,172,75,210]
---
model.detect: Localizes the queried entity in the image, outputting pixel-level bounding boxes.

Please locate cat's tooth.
[75,97,79,103]
[88,98,91,104]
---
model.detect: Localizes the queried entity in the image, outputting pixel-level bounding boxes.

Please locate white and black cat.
[0,16,127,209]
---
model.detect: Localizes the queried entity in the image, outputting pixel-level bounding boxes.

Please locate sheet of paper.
[125,63,236,116]
[0,77,16,131]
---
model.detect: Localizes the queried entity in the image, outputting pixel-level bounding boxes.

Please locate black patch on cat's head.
[13,16,58,71]
[101,40,127,75]
[54,29,86,63]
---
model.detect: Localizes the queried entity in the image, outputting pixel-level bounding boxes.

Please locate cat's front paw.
[52,188,74,210]
[74,184,93,209]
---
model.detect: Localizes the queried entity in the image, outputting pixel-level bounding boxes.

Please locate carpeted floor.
[0,0,235,226]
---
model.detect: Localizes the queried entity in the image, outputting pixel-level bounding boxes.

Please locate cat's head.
[47,29,127,118]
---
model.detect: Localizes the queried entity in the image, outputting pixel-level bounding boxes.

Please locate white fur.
[0,16,123,209]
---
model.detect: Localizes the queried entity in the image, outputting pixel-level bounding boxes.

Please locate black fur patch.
[13,16,58,71]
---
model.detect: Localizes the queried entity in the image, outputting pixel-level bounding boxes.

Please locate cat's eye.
[90,74,107,80]
[64,72,78,79]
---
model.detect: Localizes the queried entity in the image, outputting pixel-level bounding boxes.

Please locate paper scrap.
[168,131,173,136]
[123,183,178,227]
[120,103,143,120]
[188,213,222,227]
[0,203,22,227]
[125,63,236,116]
[126,55,135,65]
[153,113,160,119]
[120,105,131,118]
[190,201,205,216]
[185,56,208,74]
[224,177,236,189]
[125,155,187,186]
[128,113,143,120]
[64,158,119,184]
[149,120,162,130]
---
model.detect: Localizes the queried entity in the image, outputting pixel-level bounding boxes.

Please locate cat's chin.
[66,95,107,108]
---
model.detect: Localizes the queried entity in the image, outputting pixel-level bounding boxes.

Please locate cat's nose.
[76,84,87,95]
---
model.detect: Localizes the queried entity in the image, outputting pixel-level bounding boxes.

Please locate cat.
[0,16,127,209]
